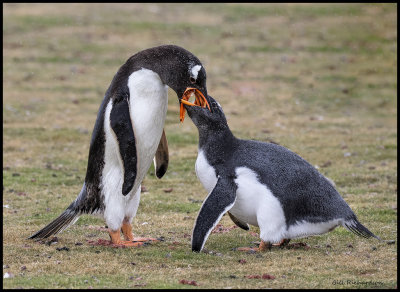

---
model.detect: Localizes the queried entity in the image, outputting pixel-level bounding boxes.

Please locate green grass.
[3,3,397,289]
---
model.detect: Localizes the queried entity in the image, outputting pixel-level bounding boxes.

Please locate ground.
[3,3,397,289]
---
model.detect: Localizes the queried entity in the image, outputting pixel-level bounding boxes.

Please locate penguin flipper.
[154,129,169,179]
[192,176,237,252]
[110,97,137,196]
[228,211,249,231]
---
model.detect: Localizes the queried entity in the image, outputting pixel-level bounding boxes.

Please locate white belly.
[100,68,167,229]
[230,167,287,243]
[195,150,218,193]
[286,219,342,239]
[128,68,168,193]
[231,167,341,242]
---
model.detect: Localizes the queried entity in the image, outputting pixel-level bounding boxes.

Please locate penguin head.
[135,45,208,103]
[162,56,208,103]
[165,48,208,103]
[185,95,228,131]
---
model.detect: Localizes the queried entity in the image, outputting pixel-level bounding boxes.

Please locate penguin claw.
[119,241,146,247]
[117,237,159,247]
[131,237,159,242]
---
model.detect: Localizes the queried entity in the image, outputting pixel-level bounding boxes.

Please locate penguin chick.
[29,45,209,247]
[185,96,380,253]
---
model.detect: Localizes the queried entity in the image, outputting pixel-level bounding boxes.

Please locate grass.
[3,3,397,289]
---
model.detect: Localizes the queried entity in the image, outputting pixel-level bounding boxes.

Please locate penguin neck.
[197,122,237,152]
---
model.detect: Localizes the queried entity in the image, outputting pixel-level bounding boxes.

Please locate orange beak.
[179,88,211,122]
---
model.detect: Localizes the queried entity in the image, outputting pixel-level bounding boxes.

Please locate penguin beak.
[179,88,211,123]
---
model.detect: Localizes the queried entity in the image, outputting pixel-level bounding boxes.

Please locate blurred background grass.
[3,3,397,289]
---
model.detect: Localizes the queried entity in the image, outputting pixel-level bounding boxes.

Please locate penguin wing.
[192,176,237,252]
[153,129,169,179]
[228,211,249,231]
[110,97,137,196]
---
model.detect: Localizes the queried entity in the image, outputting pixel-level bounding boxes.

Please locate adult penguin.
[182,95,380,253]
[29,45,209,247]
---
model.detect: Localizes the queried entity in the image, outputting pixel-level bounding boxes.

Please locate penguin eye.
[190,77,196,84]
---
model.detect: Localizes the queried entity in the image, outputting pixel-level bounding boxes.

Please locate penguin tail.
[28,207,80,240]
[28,185,86,240]
[343,216,381,240]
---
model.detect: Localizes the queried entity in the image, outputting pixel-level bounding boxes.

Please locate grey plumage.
[186,95,380,252]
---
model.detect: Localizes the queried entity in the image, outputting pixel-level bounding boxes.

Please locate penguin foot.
[113,238,159,248]
[131,237,159,242]
[258,241,272,252]
[236,247,259,253]
[236,242,271,253]
[86,238,145,248]
[272,238,291,249]
[236,241,272,253]
[237,240,290,252]
[88,226,160,248]
[87,237,157,248]
[121,222,134,241]
[118,240,147,247]
[108,229,123,245]
[120,222,159,243]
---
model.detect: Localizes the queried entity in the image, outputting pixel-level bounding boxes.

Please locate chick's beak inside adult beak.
[179,88,211,122]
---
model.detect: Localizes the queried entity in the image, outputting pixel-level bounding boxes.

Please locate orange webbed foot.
[87,226,160,248]
[272,238,291,248]
[131,237,159,242]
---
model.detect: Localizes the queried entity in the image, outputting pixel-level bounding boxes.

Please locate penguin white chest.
[230,167,286,239]
[195,150,218,193]
[128,68,168,189]
[102,68,168,199]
